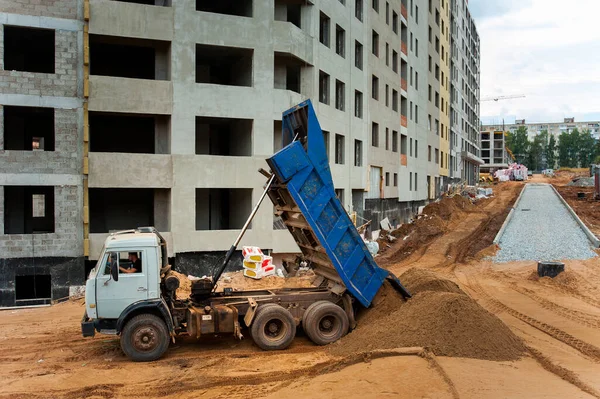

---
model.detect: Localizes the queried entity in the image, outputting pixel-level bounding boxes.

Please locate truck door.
[96,249,149,319]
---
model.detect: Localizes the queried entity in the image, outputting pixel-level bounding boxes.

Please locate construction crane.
[481,94,526,102]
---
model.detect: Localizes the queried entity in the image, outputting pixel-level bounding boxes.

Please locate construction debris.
[567,176,595,187]
[494,164,529,182]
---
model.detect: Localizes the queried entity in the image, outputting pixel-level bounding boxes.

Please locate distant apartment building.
[0,0,481,305]
[483,118,600,142]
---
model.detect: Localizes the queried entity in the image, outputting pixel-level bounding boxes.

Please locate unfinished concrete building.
[480,129,511,172]
[450,0,482,185]
[0,1,85,306]
[0,1,482,295]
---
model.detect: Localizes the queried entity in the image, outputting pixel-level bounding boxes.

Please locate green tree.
[506,126,530,165]
[528,132,546,171]
[558,130,576,167]
[578,129,597,167]
[546,134,557,169]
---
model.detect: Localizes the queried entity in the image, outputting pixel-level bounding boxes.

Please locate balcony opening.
[89,112,170,154]
[15,275,52,301]
[274,0,302,28]
[4,186,55,234]
[401,96,408,117]
[482,150,490,159]
[90,188,171,233]
[4,106,55,151]
[90,35,170,80]
[195,117,253,156]
[195,189,252,230]
[196,44,253,87]
[4,26,54,73]
[274,53,303,94]
[196,0,252,17]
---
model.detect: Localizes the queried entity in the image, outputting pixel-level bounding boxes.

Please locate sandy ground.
[1,176,599,399]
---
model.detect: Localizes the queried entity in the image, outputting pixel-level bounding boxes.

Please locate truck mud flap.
[386,272,412,299]
[81,311,95,337]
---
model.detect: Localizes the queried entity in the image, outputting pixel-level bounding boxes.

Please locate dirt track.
[1,176,599,399]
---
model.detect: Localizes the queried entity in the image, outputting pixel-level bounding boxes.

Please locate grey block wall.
[0,0,84,306]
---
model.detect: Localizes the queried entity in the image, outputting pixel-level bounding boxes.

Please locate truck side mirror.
[111,260,119,282]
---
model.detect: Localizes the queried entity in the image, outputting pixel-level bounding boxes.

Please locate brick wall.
[0,106,81,174]
[0,0,79,20]
[0,185,83,258]
[0,28,79,98]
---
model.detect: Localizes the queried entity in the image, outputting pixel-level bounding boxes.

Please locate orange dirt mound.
[330,291,525,361]
[354,281,409,326]
[400,268,465,296]
[421,195,474,221]
[380,195,476,264]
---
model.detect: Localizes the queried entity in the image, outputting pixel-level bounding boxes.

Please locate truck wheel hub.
[265,319,286,339]
[321,318,333,330]
[134,327,157,351]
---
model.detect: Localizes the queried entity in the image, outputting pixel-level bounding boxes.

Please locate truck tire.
[250,304,296,351]
[303,301,349,345]
[120,314,170,362]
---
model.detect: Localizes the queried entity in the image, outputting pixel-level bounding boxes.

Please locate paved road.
[495,184,598,262]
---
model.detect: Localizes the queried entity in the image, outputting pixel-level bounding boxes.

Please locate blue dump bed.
[266,100,410,307]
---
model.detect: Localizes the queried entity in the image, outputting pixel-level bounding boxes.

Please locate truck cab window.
[103,252,119,275]
[102,251,143,275]
[120,251,143,274]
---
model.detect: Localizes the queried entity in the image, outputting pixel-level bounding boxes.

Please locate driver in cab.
[119,252,142,274]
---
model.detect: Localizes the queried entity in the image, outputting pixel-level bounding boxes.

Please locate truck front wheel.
[120,314,170,362]
[250,304,296,351]
[303,301,349,345]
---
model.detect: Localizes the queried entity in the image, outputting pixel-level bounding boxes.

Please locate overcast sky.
[469,0,600,125]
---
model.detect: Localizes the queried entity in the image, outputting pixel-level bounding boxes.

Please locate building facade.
[450,0,482,185]
[0,0,480,305]
[0,1,85,306]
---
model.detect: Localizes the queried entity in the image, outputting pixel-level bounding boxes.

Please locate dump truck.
[81,100,410,361]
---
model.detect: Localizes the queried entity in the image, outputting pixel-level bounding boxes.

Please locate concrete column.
[252,0,274,90]
[253,118,274,157]
[0,186,4,234]
[155,115,171,154]
[154,188,170,232]
[0,106,3,150]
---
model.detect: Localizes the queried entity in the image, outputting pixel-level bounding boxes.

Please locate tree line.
[505,126,600,171]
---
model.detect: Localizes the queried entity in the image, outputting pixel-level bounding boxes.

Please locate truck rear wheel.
[303,301,349,345]
[250,304,296,351]
[120,314,170,362]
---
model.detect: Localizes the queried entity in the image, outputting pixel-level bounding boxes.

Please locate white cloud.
[470,0,600,124]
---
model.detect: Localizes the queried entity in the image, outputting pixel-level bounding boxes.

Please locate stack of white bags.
[242,246,275,280]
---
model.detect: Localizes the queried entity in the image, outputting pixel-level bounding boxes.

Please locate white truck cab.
[85,230,162,321]
[82,228,174,360]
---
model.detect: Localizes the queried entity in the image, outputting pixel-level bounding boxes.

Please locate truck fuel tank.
[187,305,239,339]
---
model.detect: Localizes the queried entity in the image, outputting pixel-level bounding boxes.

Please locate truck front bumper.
[81,312,95,337]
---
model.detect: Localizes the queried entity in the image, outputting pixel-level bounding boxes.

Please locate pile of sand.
[400,268,465,296]
[331,270,525,361]
[421,195,473,222]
